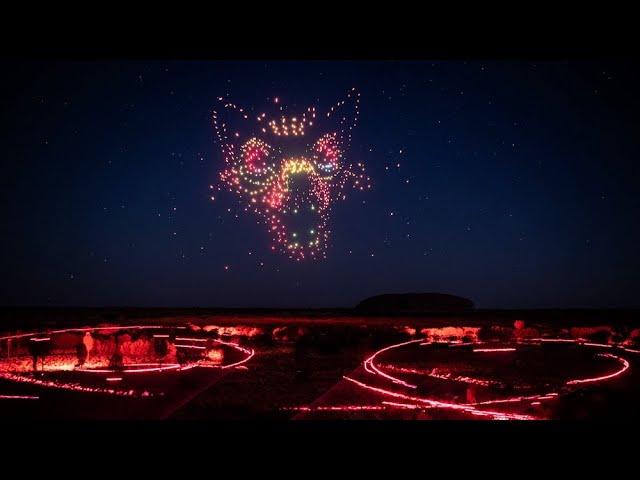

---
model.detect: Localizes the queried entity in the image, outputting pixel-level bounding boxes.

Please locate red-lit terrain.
[1,310,639,419]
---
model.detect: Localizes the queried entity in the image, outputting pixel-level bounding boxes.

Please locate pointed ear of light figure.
[325,87,361,150]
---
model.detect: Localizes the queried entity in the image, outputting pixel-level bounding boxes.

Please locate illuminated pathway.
[290,337,637,420]
[2,324,639,419]
[0,326,255,415]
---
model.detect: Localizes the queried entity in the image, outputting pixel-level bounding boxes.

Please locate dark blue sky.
[1,60,639,308]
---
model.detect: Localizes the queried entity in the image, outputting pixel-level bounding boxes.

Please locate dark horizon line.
[1,305,639,312]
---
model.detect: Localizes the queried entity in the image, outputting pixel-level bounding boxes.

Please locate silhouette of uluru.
[356,293,474,313]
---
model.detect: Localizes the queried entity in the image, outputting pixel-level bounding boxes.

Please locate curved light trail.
[339,336,636,420]
[0,326,255,397]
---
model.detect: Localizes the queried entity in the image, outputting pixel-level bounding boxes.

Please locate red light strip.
[214,338,253,353]
[566,353,629,385]
[363,359,375,375]
[106,377,123,382]
[174,344,206,350]
[284,405,388,412]
[0,371,151,397]
[583,342,612,348]
[532,338,576,343]
[468,393,556,406]
[378,364,497,387]
[205,338,255,369]
[342,375,536,420]
[419,341,456,346]
[364,339,423,389]
[175,337,208,342]
[382,401,434,410]
[0,394,39,400]
[29,337,51,342]
[473,347,516,353]
[75,363,181,374]
[448,342,479,348]
[219,342,255,369]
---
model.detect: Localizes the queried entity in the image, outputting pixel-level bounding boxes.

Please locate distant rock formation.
[356,293,474,313]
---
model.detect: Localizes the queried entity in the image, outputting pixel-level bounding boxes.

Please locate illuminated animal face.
[213,88,370,260]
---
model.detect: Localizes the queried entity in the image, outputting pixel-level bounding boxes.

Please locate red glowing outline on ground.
[284,405,389,412]
[378,364,498,387]
[565,353,629,385]
[0,327,255,396]
[337,336,634,420]
[75,363,182,374]
[583,342,613,348]
[473,348,516,353]
[0,370,149,397]
[364,339,422,389]
[468,393,559,406]
[382,401,430,410]
[207,339,255,370]
[0,325,188,343]
[342,375,536,420]
[0,394,40,400]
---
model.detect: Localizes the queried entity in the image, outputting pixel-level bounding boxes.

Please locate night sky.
[1,60,639,309]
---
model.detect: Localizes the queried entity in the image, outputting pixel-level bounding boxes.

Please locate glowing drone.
[213,88,370,260]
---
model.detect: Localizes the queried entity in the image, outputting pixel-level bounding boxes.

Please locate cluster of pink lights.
[214,88,371,260]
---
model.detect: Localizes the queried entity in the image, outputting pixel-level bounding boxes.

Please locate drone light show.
[2,56,640,431]
[214,88,371,260]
